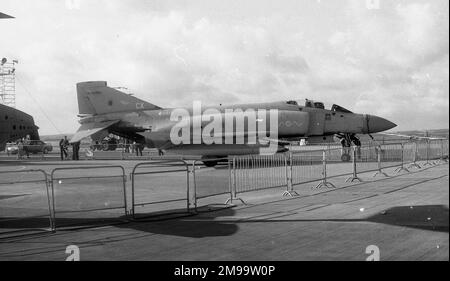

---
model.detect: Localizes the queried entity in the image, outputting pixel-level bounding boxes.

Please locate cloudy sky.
[0,0,448,135]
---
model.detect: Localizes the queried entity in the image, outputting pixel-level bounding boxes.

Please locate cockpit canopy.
[304,99,324,109]
[331,104,353,113]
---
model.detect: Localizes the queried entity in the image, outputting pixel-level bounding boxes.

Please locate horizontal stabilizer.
[70,120,119,143]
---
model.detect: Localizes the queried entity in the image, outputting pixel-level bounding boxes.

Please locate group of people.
[15,136,31,159]
[120,139,143,155]
[11,134,148,161]
[59,136,80,161]
[90,137,145,156]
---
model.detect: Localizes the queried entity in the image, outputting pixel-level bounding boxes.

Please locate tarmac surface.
[0,156,448,261]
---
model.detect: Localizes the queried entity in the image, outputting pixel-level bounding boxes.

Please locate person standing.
[135,142,143,156]
[59,137,65,160]
[131,141,136,154]
[23,136,31,159]
[75,141,80,160]
[124,139,130,153]
[59,136,69,160]
[17,139,24,160]
[72,141,80,160]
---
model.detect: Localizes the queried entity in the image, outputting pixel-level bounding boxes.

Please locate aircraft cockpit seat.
[313,102,324,109]
[305,99,325,109]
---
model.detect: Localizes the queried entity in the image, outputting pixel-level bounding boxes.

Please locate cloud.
[0,0,448,134]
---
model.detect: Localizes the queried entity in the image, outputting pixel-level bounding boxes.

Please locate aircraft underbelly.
[166,144,284,156]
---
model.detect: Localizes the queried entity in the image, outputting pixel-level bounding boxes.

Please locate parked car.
[5,143,18,155]
[27,140,53,154]
[6,140,53,155]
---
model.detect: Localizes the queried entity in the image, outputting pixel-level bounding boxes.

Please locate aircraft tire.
[203,161,218,167]
[341,153,351,162]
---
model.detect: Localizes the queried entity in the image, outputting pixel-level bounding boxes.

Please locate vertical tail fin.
[77,81,161,115]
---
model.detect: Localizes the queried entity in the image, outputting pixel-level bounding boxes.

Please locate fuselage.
[77,100,395,156]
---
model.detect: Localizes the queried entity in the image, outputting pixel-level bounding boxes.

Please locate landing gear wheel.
[203,161,218,167]
[341,153,351,162]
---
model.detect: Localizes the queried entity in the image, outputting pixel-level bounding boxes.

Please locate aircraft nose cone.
[367,115,397,133]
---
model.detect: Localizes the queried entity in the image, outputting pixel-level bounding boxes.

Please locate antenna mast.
[0,58,17,108]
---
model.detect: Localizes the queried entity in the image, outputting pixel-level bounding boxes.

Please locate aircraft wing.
[70,120,120,143]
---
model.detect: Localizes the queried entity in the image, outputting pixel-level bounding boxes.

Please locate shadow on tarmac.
[1,204,447,242]
[366,204,449,233]
[0,205,239,239]
[223,205,449,233]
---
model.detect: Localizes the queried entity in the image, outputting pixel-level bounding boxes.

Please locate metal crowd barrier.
[227,154,290,203]
[351,140,449,180]
[191,158,233,208]
[228,149,343,200]
[1,139,447,234]
[290,150,323,187]
[228,139,449,199]
[130,160,191,219]
[0,169,53,238]
[50,166,127,230]
[430,139,448,164]
[406,142,422,170]
[232,154,287,192]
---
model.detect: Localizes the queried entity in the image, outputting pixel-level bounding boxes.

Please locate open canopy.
[331,104,353,113]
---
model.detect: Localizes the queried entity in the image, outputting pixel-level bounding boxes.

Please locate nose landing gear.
[335,133,362,162]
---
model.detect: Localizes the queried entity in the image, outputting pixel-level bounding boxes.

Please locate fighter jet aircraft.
[0,103,40,151]
[71,81,396,166]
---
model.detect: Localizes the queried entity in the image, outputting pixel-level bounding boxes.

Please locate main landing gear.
[201,156,224,167]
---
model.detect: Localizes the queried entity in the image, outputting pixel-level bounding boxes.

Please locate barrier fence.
[231,154,287,193]
[0,169,53,237]
[50,166,127,229]
[228,139,449,201]
[130,160,191,219]
[0,139,447,236]
[192,158,233,209]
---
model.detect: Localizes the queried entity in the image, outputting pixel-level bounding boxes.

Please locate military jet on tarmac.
[71,81,396,166]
